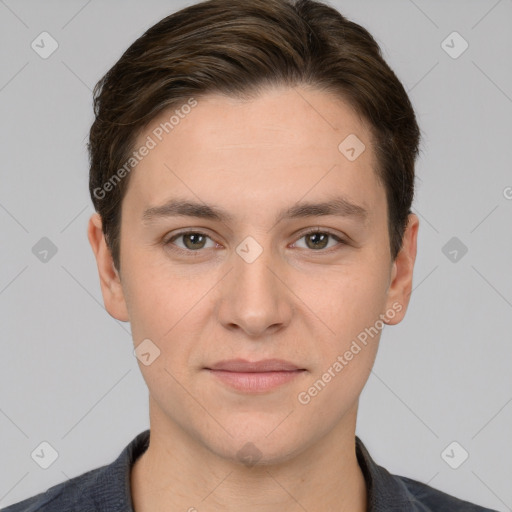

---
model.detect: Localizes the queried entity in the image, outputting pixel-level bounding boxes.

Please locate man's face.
[91,85,417,464]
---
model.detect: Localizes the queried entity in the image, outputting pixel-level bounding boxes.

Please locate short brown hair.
[88,0,421,271]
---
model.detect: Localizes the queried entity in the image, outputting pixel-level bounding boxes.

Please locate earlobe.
[383,213,419,325]
[87,213,130,322]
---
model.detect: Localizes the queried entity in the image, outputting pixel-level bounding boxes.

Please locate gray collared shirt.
[0,430,498,511]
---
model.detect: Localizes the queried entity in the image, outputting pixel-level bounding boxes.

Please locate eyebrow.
[142,195,368,225]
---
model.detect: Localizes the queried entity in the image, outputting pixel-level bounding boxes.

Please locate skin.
[88,84,419,512]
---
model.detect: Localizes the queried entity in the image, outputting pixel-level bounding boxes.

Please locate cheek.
[295,267,388,414]
[296,257,390,395]
[125,267,205,342]
[304,260,391,343]
[123,263,208,408]
[296,344,377,425]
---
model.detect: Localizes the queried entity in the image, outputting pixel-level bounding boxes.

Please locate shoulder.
[397,475,499,512]
[0,464,106,512]
[0,429,150,512]
[354,436,498,512]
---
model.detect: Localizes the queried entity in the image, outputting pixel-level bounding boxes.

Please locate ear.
[87,213,129,322]
[383,213,419,325]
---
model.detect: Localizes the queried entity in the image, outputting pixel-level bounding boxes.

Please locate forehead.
[124,85,383,221]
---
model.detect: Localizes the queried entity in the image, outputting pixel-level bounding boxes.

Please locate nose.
[215,242,293,338]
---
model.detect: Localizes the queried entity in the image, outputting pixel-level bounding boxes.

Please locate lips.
[206,358,303,372]
[205,359,306,393]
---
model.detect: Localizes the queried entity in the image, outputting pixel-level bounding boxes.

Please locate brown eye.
[183,233,207,250]
[166,232,215,251]
[304,232,330,250]
[293,229,345,252]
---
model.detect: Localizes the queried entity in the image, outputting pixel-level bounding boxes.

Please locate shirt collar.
[356,435,421,511]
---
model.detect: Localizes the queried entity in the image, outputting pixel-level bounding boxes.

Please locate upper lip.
[206,358,303,372]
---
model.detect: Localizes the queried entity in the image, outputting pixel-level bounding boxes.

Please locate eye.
[165,231,217,252]
[163,228,346,255]
[292,228,346,251]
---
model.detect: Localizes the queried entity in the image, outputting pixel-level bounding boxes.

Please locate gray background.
[0,0,511,510]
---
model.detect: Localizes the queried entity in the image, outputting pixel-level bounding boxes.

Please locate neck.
[131,400,367,512]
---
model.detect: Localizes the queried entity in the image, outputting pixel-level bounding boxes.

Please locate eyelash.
[163,228,347,256]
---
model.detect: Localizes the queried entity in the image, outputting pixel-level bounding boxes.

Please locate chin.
[199,422,311,468]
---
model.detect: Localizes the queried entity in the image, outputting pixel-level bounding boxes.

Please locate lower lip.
[206,369,304,393]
